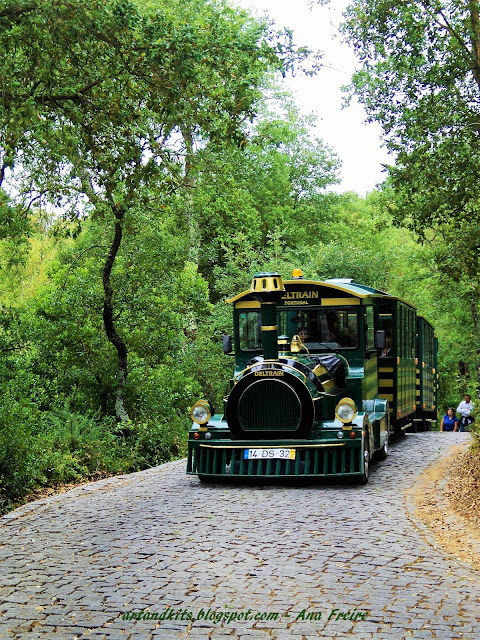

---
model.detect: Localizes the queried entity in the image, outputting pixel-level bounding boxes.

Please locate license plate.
[244,448,296,460]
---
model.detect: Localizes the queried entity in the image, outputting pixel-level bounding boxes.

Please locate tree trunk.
[469,0,480,91]
[103,205,129,422]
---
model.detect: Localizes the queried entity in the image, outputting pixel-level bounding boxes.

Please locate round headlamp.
[335,398,357,424]
[190,400,213,425]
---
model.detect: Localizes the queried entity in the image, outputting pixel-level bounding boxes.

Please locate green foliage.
[189,104,340,301]
[0,395,123,510]
[340,0,480,412]
[341,2,480,300]
[0,399,42,507]
[1,0,477,511]
[130,419,188,470]
[0,0,323,423]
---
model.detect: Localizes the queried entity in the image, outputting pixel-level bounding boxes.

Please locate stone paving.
[0,432,478,640]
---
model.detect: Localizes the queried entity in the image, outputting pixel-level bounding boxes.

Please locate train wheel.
[376,429,389,461]
[359,434,369,484]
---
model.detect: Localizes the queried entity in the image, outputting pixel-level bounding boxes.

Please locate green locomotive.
[187,269,438,483]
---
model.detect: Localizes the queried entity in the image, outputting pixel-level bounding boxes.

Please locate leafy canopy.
[341,0,480,230]
[0,0,320,215]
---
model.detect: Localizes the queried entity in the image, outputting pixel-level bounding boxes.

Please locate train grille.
[237,379,301,431]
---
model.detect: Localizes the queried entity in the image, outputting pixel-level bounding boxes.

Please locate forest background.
[0,0,478,513]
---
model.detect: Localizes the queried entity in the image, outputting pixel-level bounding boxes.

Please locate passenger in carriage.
[298,327,311,343]
[379,333,393,357]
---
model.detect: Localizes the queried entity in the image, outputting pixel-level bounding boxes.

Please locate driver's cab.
[278,308,358,350]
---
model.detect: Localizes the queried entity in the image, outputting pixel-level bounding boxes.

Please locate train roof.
[227,276,402,304]
[322,278,390,297]
[417,315,435,331]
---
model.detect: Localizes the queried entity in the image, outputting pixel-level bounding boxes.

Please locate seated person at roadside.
[457,394,474,432]
[440,408,458,432]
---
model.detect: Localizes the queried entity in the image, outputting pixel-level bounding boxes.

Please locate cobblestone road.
[1,432,478,640]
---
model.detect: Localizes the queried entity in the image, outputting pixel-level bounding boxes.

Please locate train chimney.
[250,272,285,360]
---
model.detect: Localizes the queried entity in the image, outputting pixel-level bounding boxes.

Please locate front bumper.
[187,438,364,479]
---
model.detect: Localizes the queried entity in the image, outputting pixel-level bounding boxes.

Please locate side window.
[411,309,416,358]
[238,311,261,350]
[409,309,415,358]
[378,313,393,356]
[365,306,375,350]
[399,306,404,357]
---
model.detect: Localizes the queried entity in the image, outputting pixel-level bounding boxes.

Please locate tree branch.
[0,5,35,19]
[2,80,103,106]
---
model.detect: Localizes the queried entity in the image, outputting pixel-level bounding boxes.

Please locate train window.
[399,306,404,357]
[365,306,375,350]
[239,308,359,351]
[424,324,434,365]
[378,313,393,356]
[410,309,415,358]
[279,308,358,349]
[238,311,262,350]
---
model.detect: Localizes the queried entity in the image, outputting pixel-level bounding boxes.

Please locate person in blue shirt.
[440,408,459,432]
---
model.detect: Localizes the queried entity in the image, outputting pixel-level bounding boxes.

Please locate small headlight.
[337,430,344,439]
[335,398,357,424]
[205,432,212,440]
[190,400,213,425]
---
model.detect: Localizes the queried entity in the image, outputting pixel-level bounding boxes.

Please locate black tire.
[376,429,389,461]
[198,475,216,484]
[358,433,370,484]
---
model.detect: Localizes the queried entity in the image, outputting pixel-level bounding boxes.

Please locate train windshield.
[238,308,359,351]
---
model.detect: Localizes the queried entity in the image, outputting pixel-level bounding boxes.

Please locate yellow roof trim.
[234,301,261,309]
[227,280,375,304]
[226,289,253,304]
[321,298,360,306]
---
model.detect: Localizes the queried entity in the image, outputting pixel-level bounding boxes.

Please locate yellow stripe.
[313,365,328,376]
[379,379,394,387]
[235,301,260,309]
[381,394,394,401]
[322,379,336,391]
[379,367,394,373]
[261,325,278,331]
[321,298,360,306]
[199,443,346,449]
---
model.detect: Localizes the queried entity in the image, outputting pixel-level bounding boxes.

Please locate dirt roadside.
[406,439,480,572]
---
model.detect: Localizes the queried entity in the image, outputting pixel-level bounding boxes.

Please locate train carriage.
[413,317,437,431]
[186,269,438,483]
[376,296,418,433]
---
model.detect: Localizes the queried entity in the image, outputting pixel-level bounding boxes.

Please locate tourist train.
[187,270,437,483]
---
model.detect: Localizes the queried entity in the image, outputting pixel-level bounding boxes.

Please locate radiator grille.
[237,379,301,431]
